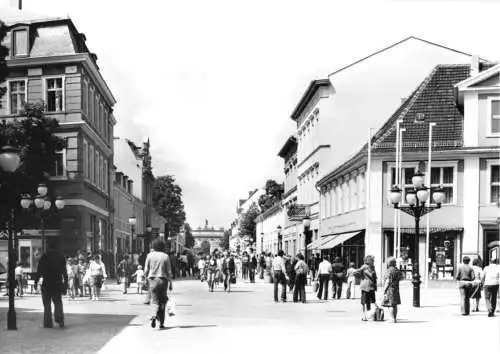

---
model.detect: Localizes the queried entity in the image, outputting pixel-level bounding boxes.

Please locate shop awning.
[307,236,333,250]
[318,231,363,250]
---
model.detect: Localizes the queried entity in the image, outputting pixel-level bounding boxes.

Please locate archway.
[200,240,211,255]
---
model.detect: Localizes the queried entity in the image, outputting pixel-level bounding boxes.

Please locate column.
[366,160,384,280]
[462,156,480,257]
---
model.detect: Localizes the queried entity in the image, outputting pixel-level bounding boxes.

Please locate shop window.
[9,80,26,114]
[490,164,500,204]
[45,78,64,112]
[19,246,30,268]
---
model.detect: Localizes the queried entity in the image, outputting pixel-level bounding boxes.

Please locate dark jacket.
[35,250,68,292]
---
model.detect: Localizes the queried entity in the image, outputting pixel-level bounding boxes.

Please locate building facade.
[255,204,285,255]
[0,9,117,270]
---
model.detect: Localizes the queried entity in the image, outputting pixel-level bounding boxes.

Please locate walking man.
[144,239,173,330]
[456,256,475,316]
[316,255,332,300]
[272,250,289,302]
[34,239,68,328]
[249,248,257,283]
[482,257,500,317]
[118,255,130,294]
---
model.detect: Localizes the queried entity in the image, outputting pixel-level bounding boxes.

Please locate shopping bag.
[373,306,385,322]
[166,298,176,317]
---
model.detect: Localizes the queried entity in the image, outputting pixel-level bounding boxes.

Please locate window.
[99,154,103,189]
[490,164,500,204]
[430,166,455,204]
[9,80,26,114]
[89,145,94,184]
[46,78,64,112]
[389,166,418,205]
[12,29,28,56]
[82,139,88,179]
[82,79,88,115]
[94,150,99,186]
[489,98,500,135]
[103,159,108,193]
[51,150,65,176]
[94,94,99,127]
[89,87,94,123]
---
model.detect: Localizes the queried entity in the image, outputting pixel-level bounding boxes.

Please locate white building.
[229,189,265,252]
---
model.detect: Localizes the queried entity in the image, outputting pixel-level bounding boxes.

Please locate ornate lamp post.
[303,216,311,268]
[128,216,136,253]
[260,232,264,253]
[277,225,282,251]
[20,185,65,253]
[388,170,446,307]
[0,145,21,330]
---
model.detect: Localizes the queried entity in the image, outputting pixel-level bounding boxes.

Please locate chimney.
[400,97,407,105]
[471,55,480,76]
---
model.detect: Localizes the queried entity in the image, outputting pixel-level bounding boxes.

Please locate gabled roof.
[290,79,330,121]
[455,63,500,90]
[317,64,472,187]
[328,36,485,77]
[278,136,297,158]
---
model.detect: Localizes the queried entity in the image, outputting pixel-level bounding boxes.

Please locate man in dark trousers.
[35,239,68,328]
[249,248,257,283]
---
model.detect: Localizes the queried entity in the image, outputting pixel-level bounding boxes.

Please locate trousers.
[317,274,330,300]
[293,273,307,303]
[41,285,64,327]
[273,271,287,302]
[484,285,499,315]
[458,282,472,315]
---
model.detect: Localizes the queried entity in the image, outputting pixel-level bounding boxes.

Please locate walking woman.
[382,257,402,323]
[206,255,217,292]
[86,255,105,301]
[471,258,484,312]
[354,255,378,321]
[293,253,308,303]
[222,252,236,292]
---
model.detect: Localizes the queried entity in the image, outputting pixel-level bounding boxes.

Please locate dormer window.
[12,28,28,57]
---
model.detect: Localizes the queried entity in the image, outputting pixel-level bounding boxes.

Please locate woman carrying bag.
[382,257,402,323]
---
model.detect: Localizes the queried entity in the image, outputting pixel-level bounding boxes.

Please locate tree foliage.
[238,202,260,242]
[153,175,186,236]
[0,21,8,103]
[258,179,284,213]
[184,222,195,249]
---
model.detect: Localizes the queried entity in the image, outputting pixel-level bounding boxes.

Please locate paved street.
[1,279,499,354]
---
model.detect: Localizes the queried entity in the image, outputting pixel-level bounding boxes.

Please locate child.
[15,262,24,297]
[345,262,356,299]
[133,265,145,294]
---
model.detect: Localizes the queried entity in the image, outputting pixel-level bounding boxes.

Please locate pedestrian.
[382,257,402,323]
[198,256,206,282]
[331,256,345,299]
[206,255,217,292]
[286,255,297,292]
[77,258,87,297]
[455,255,476,316]
[86,255,105,301]
[134,265,145,294]
[34,239,68,328]
[312,253,321,280]
[222,252,235,292]
[272,250,289,302]
[15,262,24,297]
[353,255,378,321]
[249,249,257,283]
[471,258,484,312]
[345,262,357,299]
[242,251,249,280]
[316,254,332,301]
[266,253,273,283]
[293,253,308,303]
[482,257,500,317]
[66,258,76,299]
[144,239,173,330]
[118,255,130,294]
[259,253,266,280]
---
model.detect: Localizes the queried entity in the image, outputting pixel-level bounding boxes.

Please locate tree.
[258,179,284,213]
[184,222,194,249]
[222,230,231,250]
[153,175,186,236]
[238,202,260,243]
[0,21,8,103]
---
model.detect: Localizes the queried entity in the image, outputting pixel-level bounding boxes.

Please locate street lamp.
[388,171,446,307]
[303,216,311,269]
[0,145,21,330]
[128,216,136,253]
[21,184,65,253]
[260,232,264,254]
[277,225,282,251]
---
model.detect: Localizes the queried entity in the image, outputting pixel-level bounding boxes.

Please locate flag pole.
[425,122,436,290]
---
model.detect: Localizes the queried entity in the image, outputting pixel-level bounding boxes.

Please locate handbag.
[166,297,176,316]
[373,306,385,321]
[230,274,236,284]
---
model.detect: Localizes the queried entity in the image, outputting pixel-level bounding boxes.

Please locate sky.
[12,0,500,228]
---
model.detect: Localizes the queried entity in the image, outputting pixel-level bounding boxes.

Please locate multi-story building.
[0,8,117,266]
[277,136,300,255]
[283,37,480,268]
[316,60,499,279]
[255,203,285,255]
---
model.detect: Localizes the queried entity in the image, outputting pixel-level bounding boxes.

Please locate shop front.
[317,230,365,267]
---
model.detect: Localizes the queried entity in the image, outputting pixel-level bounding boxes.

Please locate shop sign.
[435,247,446,266]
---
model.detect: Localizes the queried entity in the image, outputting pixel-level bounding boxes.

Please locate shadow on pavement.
[0,307,136,353]
[160,324,217,330]
[397,319,430,323]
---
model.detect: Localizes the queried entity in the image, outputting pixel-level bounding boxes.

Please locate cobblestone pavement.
[1,278,498,354]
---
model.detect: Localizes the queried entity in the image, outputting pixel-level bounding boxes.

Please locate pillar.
[463,156,480,258]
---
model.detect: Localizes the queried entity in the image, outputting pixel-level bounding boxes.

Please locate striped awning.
[318,231,363,250]
[307,236,333,250]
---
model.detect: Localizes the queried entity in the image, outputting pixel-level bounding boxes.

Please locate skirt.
[361,290,376,305]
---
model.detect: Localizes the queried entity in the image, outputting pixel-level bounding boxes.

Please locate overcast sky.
[17,0,500,228]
